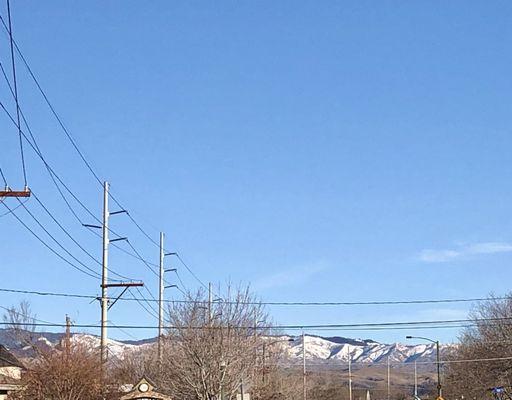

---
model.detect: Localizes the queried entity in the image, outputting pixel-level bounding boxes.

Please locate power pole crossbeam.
[0,189,30,197]
[103,282,143,288]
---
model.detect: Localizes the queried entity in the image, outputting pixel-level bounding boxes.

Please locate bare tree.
[445,294,512,399]
[155,284,271,400]
[2,300,38,349]
[11,343,105,400]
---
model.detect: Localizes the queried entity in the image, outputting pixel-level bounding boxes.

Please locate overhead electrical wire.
[0,60,166,285]
[0,19,205,295]
[5,0,26,187]
[0,166,7,186]
[1,202,100,279]
[0,287,504,307]
[0,304,57,326]
[130,288,159,320]
[2,316,512,331]
[30,191,134,281]
[11,199,104,280]
[0,97,154,283]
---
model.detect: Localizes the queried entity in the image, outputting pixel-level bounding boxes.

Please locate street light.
[406,336,442,399]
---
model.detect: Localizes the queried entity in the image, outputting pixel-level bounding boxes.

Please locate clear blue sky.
[1,1,512,344]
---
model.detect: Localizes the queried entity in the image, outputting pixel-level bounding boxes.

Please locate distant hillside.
[0,329,453,367]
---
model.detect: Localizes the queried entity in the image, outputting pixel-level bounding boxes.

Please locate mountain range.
[0,329,453,367]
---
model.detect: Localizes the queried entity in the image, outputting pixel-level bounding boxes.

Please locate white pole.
[348,354,353,400]
[414,361,418,398]
[303,332,306,400]
[100,181,109,365]
[158,232,164,362]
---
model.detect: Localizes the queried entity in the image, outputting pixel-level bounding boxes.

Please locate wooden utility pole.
[65,315,71,355]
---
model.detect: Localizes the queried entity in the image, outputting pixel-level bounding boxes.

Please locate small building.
[0,345,23,400]
[120,377,171,400]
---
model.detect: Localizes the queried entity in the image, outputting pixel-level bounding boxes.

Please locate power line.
[0,97,157,280]
[272,356,512,368]
[2,316,512,331]
[5,1,26,187]
[0,287,504,307]
[0,304,57,326]
[175,253,209,291]
[0,22,210,296]
[0,14,101,188]
[130,288,159,321]
[0,166,7,186]
[1,202,100,279]
[0,61,160,277]
[14,198,107,280]
[0,197,27,218]
[31,191,134,282]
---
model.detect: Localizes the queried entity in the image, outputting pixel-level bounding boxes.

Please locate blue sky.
[1,1,512,344]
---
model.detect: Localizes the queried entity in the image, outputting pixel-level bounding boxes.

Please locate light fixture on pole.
[406,336,442,399]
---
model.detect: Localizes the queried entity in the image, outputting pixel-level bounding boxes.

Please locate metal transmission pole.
[100,181,109,364]
[303,332,306,400]
[158,234,177,363]
[158,232,165,361]
[90,181,143,365]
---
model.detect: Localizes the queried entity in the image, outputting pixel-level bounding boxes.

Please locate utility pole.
[262,342,266,384]
[348,354,353,400]
[95,181,143,366]
[100,181,109,365]
[387,356,391,400]
[208,282,213,324]
[414,360,418,399]
[303,331,306,400]
[436,340,442,399]
[157,235,176,365]
[65,315,71,355]
[158,232,164,362]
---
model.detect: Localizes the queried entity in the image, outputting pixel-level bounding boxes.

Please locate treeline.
[444,294,512,400]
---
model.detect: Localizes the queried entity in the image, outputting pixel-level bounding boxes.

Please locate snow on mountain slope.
[278,335,453,365]
[0,329,453,364]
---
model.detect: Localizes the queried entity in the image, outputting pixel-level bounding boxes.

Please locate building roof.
[120,377,171,400]
[0,345,23,368]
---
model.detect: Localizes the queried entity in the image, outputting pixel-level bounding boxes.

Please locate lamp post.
[406,336,442,399]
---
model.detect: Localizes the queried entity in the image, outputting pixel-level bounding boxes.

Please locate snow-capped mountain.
[281,335,453,365]
[0,329,453,365]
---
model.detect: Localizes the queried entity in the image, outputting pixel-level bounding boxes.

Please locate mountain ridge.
[0,329,453,365]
